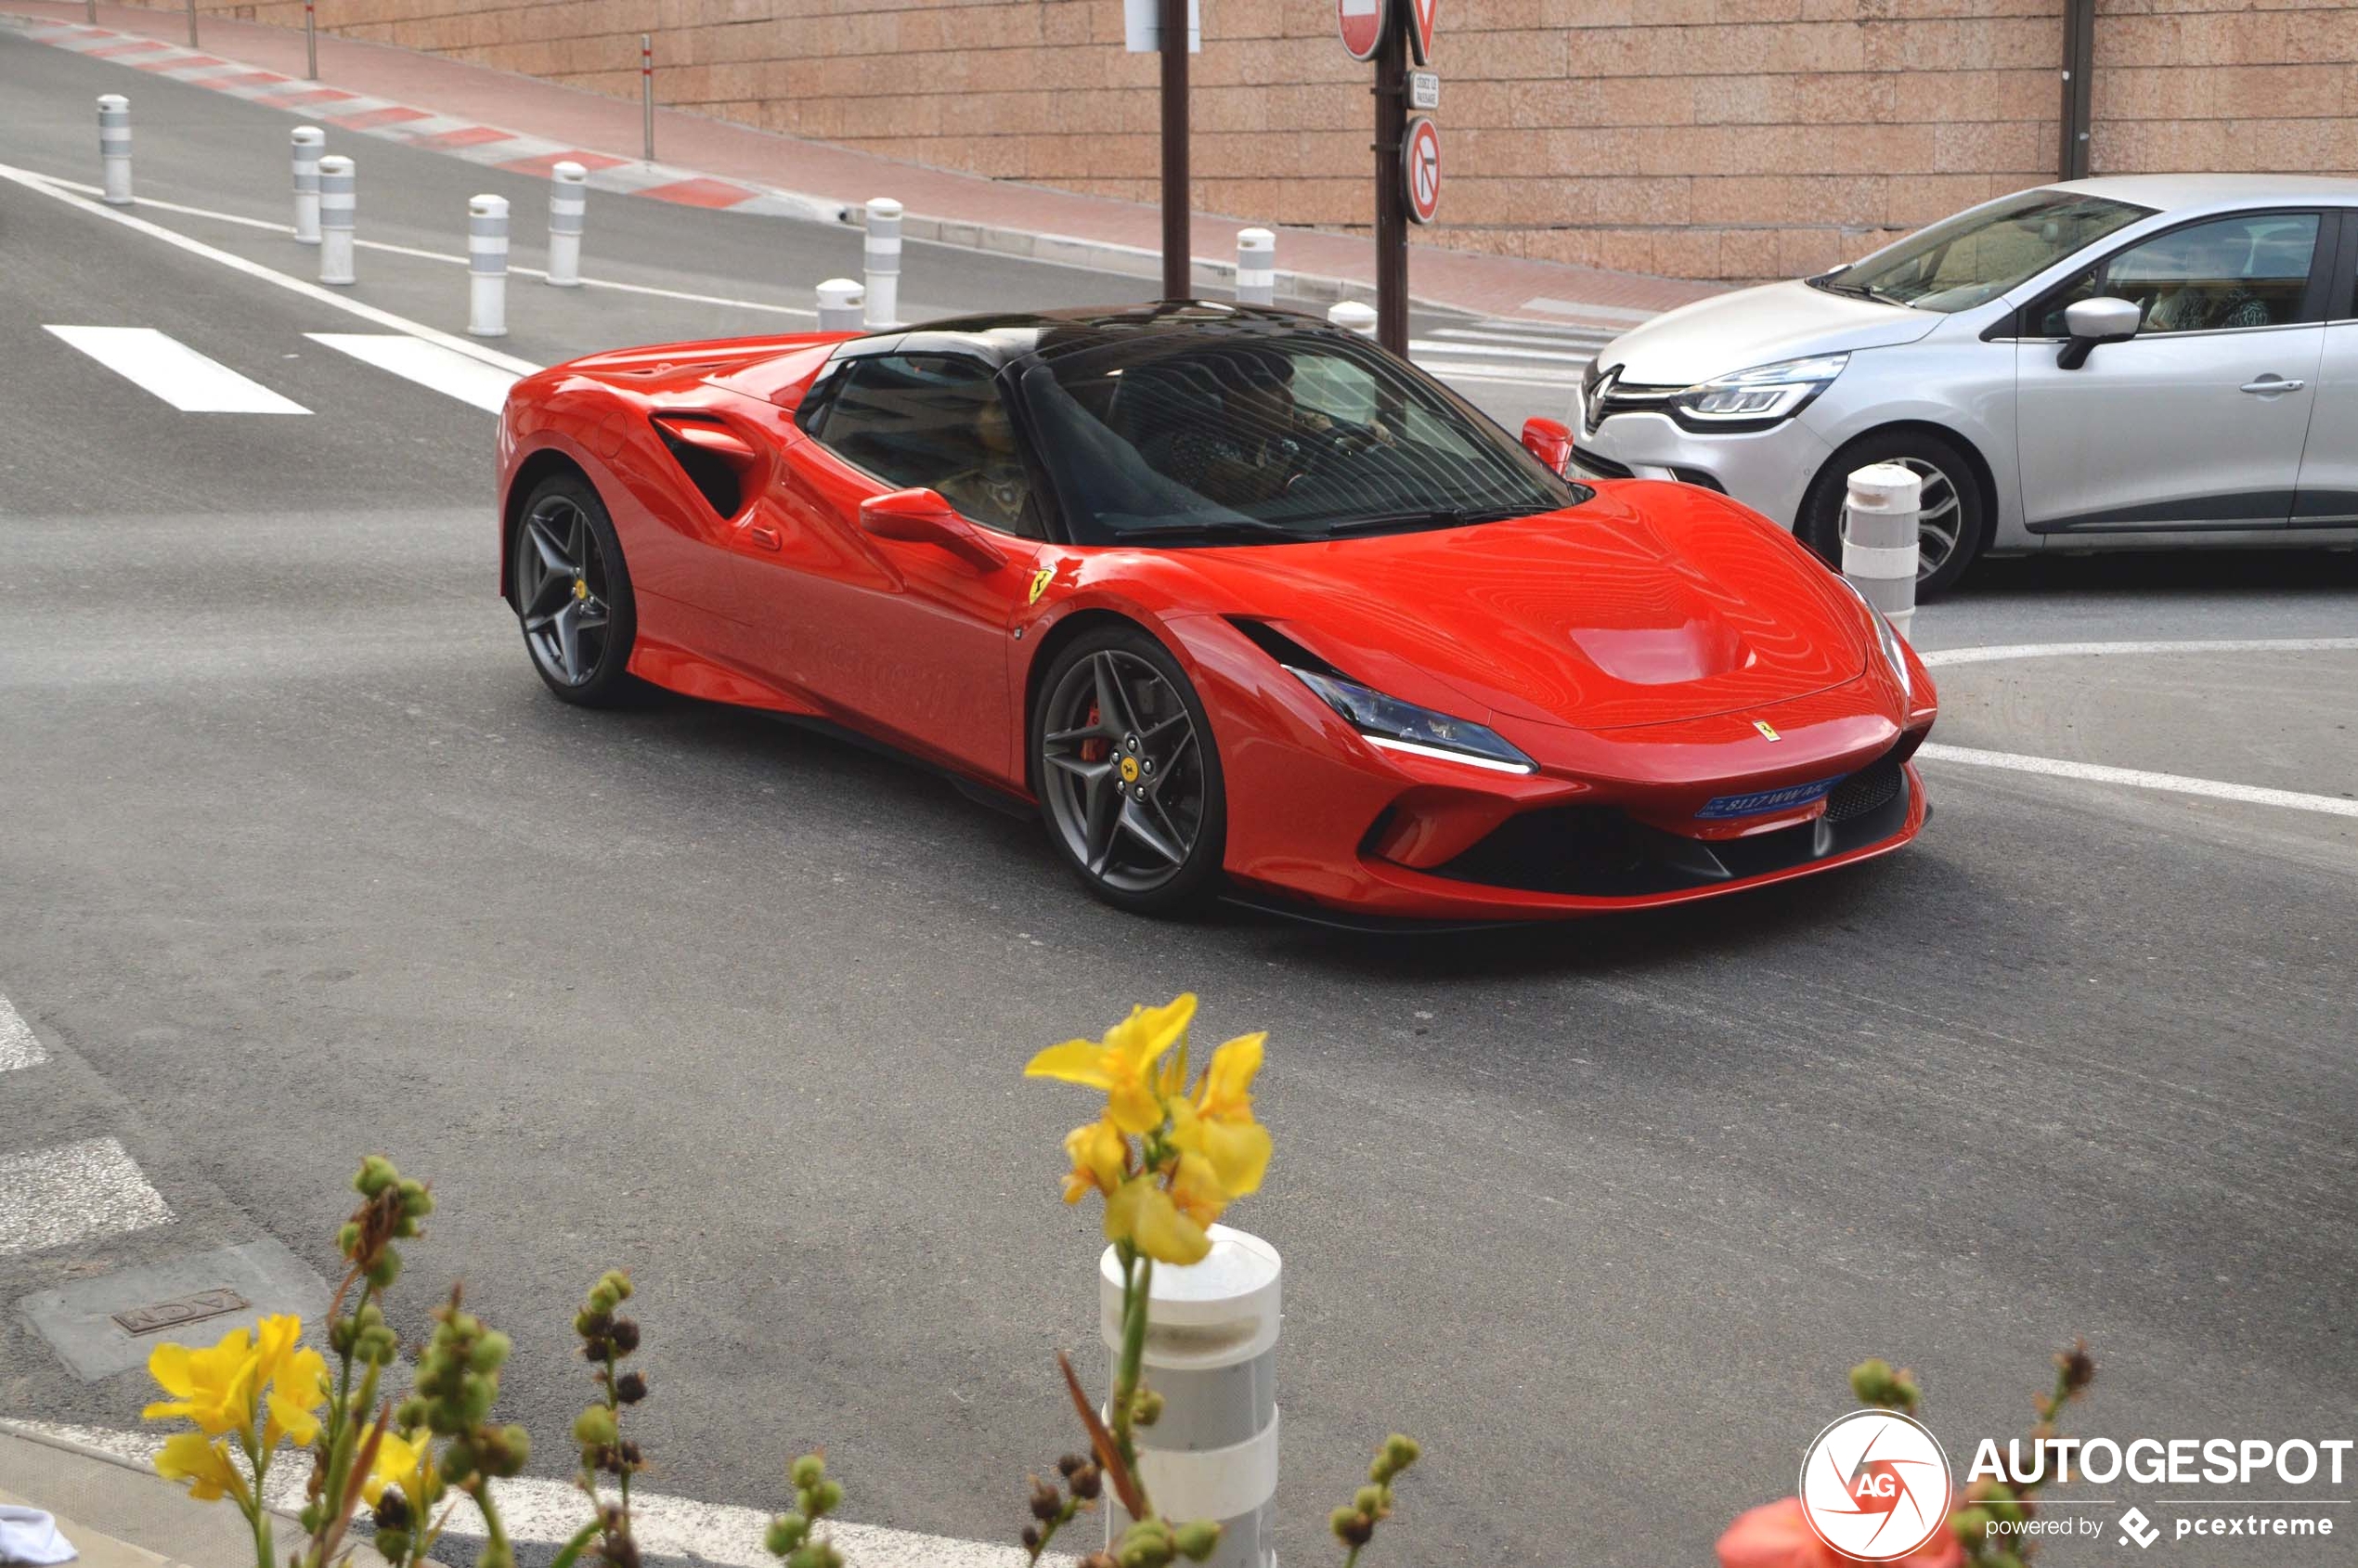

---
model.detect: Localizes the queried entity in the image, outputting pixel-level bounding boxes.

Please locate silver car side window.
[2040,214,2320,337]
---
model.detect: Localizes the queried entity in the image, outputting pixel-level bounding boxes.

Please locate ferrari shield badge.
[1028,566,1055,605]
[1753,719,1781,741]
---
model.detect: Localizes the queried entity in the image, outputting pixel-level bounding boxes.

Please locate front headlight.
[1668,353,1848,431]
[1834,573,1911,705]
[1286,667,1536,775]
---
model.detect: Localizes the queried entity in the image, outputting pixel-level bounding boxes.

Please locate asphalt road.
[3,30,2356,1568]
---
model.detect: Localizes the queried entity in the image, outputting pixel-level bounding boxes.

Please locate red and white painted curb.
[7,16,849,225]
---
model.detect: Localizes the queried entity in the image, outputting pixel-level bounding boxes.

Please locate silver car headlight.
[1286,667,1536,774]
[1668,354,1848,431]
[1834,573,1911,705]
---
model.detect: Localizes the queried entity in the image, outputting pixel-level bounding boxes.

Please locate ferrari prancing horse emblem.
[1753,719,1781,741]
[1028,566,1055,605]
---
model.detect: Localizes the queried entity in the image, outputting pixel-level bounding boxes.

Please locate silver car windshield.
[1814,189,2154,314]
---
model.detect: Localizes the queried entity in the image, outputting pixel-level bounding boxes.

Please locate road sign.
[1406,0,1436,64]
[1338,0,1388,62]
[1125,0,1198,52]
[1403,114,1440,225]
[1408,70,1439,109]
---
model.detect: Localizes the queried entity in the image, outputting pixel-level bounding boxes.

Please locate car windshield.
[1814,189,2154,313]
[1013,329,1584,546]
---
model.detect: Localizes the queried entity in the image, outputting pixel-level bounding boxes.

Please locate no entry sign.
[1403,114,1440,225]
[1406,0,1436,64]
[1338,0,1389,62]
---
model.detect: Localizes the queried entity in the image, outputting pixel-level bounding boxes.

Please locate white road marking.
[0,160,540,377]
[1920,637,2358,668]
[1414,361,1588,388]
[1916,744,2358,820]
[4,1420,1065,1567]
[1406,337,1593,364]
[0,1137,174,1256]
[1428,325,1613,349]
[0,994,46,1071]
[305,332,519,412]
[44,325,310,414]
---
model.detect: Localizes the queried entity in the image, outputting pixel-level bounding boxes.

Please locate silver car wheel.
[1894,455,1963,582]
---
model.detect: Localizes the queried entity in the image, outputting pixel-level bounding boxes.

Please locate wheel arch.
[501,447,595,609]
[1805,419,2000,560]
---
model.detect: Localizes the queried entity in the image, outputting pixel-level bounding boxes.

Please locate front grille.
[1825,756,1902,824]
[1581,360,1680,434]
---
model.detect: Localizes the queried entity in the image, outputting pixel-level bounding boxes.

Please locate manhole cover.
[110,1287,252,1337]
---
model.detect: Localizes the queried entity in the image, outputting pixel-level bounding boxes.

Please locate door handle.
[2240,377,2305,395]
[745,524,782,551]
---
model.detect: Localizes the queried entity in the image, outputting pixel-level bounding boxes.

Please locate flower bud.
[470,1330,511,1372]
[610,1318,641,1355]
[1068,1462,1103,1501]
[366,1250,402,1289]
[1030,1479,1064,1522]
[575,1406,619,1448]
[489,1424,530,1476]
[373,1488,413,1532]
[1057,1453,1088,1479]
[1173,1520,1222,1562]
[600,1269,634,1302]
[336,1221,362,1257]
[375,1528,411,1562]
[807,1478,844,1516]
[589,1281,621,1314]
[1330,1508,1374,1547]
[1354,1484,1388,1517]
[616,1371,648,1404]
[1131,1388,1165,1428]
[1379,1433,1420,1477]
[791,1454,827,1490]
[766,1513,809,1555]
[2056,1340,2096,1393]
[787,1545,844,1568]
[1022,1526,1043,1551]
[356,1155,398,1196]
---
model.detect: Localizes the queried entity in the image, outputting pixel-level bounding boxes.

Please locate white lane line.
[306,332,518,412]
[1432,326,1613,348]
[1417,361,1588,388]
[1916,744,2358,820]
[0,1137,175,1256]
[0,160,540,377]
[1406,337,1592,364]
[0,994,46,1071]
[44,326,311,414]
[5,1420,1063,1568]
[1921,638,2358,668]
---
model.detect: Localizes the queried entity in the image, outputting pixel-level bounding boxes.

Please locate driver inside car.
[1159,351,1392,510]
[934,395,1032,532]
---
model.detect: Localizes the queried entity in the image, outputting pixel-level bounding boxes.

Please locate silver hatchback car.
[1573,175,2358,593]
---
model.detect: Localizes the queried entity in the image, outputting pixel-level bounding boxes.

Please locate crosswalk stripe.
[306,332,519,413]
[1433,324,1614,348]
[0,1137,174,1256]
[1408,338,1595,366]
[0,995,45,1072]
[1417,360,1589,388]
[45,326,310,414]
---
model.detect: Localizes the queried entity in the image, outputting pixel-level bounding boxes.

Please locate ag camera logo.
[1800,1409,1956,1562]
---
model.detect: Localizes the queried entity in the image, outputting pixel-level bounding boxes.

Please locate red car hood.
[1170,483,1869,732]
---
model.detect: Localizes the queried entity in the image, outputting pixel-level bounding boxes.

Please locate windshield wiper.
[1109,518,1325,545]
[1322,505,1527,538]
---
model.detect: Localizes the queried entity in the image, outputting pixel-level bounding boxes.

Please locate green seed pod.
[1173,1519,1222,1562]
[1132,1387,1165,1428]
[1382,1433,1420,1471]
[601,1269,633,1302]
[589,1282,621,1315]
[374,1528,411,1562]
[575,1406,619,1447]
[401,1183,434,1220]
[336,1221,362,1256]
[1330,1508,1374,1547]
[1354,1484,1388,1516]
[365,1250,402,1289]
[470,1330,511,1372]
[787,1544,844,1568]
[356,1155,397,1196]
[808,1478,844,1516]
[790,1454,827,1490]
[493,1423,530,1475]
[766,1513,809,1555]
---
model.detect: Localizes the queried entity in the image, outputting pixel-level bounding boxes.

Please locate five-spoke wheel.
[1800,428,1987,600]
[1034,630,1225,914]
[512,472,635,704]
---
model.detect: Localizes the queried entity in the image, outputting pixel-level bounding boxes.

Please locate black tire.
[1798,428,1987,600]
[1030,625,1228,916]
[511,471,638,706]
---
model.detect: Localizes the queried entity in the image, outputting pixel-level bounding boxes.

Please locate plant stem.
[1108,1249,1155,1519]
[477,1482,512,1564]
[240,1432,275,1568]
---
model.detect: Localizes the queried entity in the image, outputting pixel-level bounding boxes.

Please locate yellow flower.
[1168,1149,1229,1228]
[1170,1033,1272,1202]
[1061,1118,1129,1205]
[143,1326,262,1437]
[253,1315,327,1449]
[1106,1176,1211,1266]
[155,1431,250,1504]
[364,1428,437,1510]
[1026,995,1197,1134]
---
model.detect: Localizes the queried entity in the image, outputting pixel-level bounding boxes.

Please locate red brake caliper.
[1080,703,1109,763]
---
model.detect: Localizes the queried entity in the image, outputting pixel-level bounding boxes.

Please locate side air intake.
[651,414,760,519]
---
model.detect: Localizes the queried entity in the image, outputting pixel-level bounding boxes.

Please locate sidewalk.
[5,0,1720,325]
[0,1425,418,1568]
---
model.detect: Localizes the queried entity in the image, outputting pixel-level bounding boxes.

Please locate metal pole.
[304,0,317,80]
[97,94,132,205]
[291,125,324,243]
[2058,0,2094,181]
[1371,8,1408,356]
[1843,463,1922,640]
[184,0,197,47]
[1100,1227,1281,1568]
[641,33,655,163]
[547,161,587,286]
[1158,0,1188,300]
[84,0,95,25]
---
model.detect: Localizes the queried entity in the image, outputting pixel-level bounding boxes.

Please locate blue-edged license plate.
[1696,777,1841,821]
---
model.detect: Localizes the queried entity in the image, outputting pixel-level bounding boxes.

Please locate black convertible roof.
[828,300,1341,370]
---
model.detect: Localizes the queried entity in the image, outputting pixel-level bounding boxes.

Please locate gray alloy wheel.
[1035,638,1224,912]
[1892,453,1966,585]
[512,477,635,704]
[1801,430,1986,600]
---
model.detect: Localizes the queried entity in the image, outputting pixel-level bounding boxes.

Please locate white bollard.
[546,161,587,287]
[1235,227,1275,307]
[291,126,324,245]
[467,193,509,338]
[863,196,901,330]
[1328,300,1378,338]
[97,94,131,206]
[1100,1226,1280,1568]
[317,154,356,285]
[816,278,864,332]
[1843,461,1922,639]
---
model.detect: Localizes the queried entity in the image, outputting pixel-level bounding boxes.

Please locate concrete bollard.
[291,126,324,245]
[1328,301,1378,338]
[467,193,509,338]
[1100,1226,1281,1568]
[546,161,587,287]
[816,278,864,332]
[97,95,131,206]
[1235,227,1275,307]
[863,197,902,330]
[317,154,356,285]
[1843,462,1922,639]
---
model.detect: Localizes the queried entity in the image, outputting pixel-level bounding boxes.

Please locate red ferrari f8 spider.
[497,303,1936,923]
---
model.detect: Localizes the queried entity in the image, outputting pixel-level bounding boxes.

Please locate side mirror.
[858,487,1006,572]
[2057,296,2141,370]
[1521,416,1575,476]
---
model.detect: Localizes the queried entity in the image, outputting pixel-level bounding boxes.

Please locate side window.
[2038,214,2321,336]
[815,355,1038,536]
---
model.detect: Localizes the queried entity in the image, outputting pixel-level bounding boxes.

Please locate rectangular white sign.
[1124,0,1200,52]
